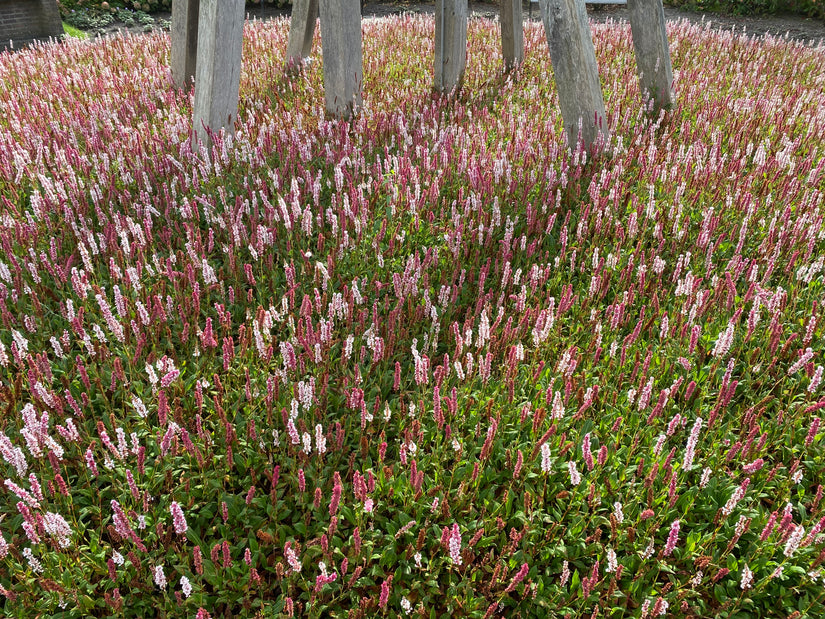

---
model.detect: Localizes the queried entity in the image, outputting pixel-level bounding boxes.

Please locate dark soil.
[90,2,825,45]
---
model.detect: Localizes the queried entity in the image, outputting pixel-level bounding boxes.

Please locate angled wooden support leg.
[318,0,363,118]
[286,0,319,66]
[538,0,610,151]
[192,0,245,147]
[171,0,200,89]
[501,0,524,71]
[627,0,674,113]
[434,0,467,92]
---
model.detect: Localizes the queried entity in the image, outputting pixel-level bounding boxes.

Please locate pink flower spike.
[505,563,529,593]
[664,519,680,557]
[449,524,462,566]
[170,501,188,535]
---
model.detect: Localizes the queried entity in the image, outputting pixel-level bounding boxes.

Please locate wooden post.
[192,0,245,147]
[318,0,363,118]
[627,0,674,113]
[286,0,319,66]
[171,0,200,89]
[501,0,524,71]
[538,0,610,151]
[434,0,467,92]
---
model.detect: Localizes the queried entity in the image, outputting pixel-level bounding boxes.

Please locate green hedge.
[58,0,290,15]
[664,0,824,19]
[59,0,170,12]
[58,0,825,25]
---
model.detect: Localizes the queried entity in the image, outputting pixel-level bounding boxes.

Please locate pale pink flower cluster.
[5,479,39,509]
[22,547,42,573]
[540,443,552,473]
[637,377,654,411]
[568,461,581,486]
[605,547,618,573]
[180,575,192,598]
[784,524,805,557]
[170,501,188,535]
[740,564,753,590]
[315,424,327,455]
[581,433,594,472]
[560,560,570,586]
[711,322,735,359]
[43,512,73,548]
[788,347,814,375]
[682,417,702,470]
[285,543,301,573]
[153,565,166,589]
[809,366,823,392]
[0,432,28,476]
[314,561,338,591]
[663,520,680,557]
[742,458,765,474]
[722,479,750,517]
[449,524,462,566]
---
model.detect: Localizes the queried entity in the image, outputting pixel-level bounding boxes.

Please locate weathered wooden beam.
[627,0,674,113]
[434,0,468,92]
[318,0,363,118]
[538,0,610,151]
[170,0,200,89]
[192,0,245,147]
[286,0,319,65]
[501,0,524,71]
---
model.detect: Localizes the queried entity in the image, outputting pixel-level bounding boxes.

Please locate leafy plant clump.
[58,0,171,13]
[664,0,825,20]
[63,7,168,34]
[0,14,824,619]
[62,9,115,31]
[57,0,291,18]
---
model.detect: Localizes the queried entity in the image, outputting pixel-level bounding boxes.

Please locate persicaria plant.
[0,13,823,619]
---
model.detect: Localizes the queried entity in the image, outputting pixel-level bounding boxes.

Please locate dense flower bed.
[0,15,824,619]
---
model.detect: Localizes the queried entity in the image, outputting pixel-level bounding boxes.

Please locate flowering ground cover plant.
[0,14,824,619]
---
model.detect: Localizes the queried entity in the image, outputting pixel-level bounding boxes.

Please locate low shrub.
[113,8,154,27]
[664,0,825,20]
[57,0,291,17]
[62,9,115,31]
[58,0,171,13]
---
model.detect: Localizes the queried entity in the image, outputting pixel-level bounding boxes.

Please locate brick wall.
[0,0,64,51]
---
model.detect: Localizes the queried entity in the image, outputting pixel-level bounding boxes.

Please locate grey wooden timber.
[627,0,674,113]
[501,0,524,71]
[286,0,319,65]
[192,0,245,147]
[538,0,610,151]
[171,0,200,89]
[318,0,363,118]
[434,0,468,92]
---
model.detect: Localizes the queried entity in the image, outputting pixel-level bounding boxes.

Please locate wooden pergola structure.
[170,0,673,150]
